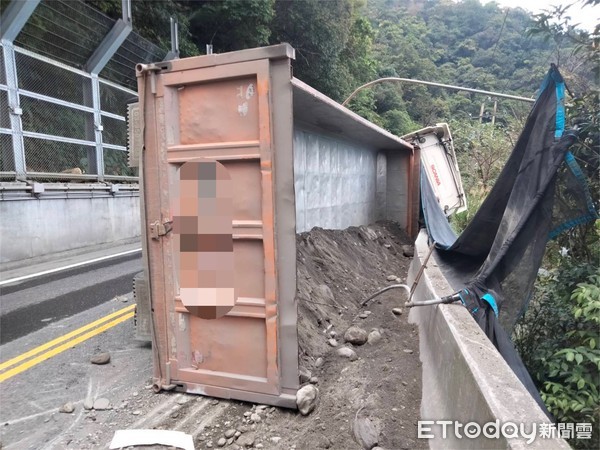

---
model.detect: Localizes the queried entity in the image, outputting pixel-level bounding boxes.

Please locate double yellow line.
[0,305,135,383]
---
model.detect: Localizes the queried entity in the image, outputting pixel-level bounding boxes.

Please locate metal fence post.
[82,77,96,177]
[2,40,26,179]
[163,17,179,61]
[1,0,41,179]
[91,74,105,181]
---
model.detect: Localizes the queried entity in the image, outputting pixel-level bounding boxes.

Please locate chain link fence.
[0,0,168,182]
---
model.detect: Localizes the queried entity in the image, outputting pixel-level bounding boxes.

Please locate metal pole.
[1,0,42,179]
[163,18,180,61]
[171,18,179,57]
[0,0,41,42]
[408,241,436,304]
[91,74,105,181]
[2,41,26,179]
[342,77,535,107]
[83,79,97,176]
[122,0,132,22]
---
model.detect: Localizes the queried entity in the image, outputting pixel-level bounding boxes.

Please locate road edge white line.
[0,248,142,286]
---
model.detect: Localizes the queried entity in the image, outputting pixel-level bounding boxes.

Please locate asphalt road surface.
[0,253,153,449]
[0,294,155,450]
[0,250,228,450]
[0,253,142,344]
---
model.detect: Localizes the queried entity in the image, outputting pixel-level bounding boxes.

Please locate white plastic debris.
[109,429,194,450]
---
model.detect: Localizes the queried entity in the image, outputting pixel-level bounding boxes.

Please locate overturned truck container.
[132,44,420,408]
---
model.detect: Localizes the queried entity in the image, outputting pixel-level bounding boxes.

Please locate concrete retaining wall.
[408,230,569,449]
[0,189,140,267]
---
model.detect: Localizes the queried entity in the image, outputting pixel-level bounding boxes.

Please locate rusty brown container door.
[138,45,298,407]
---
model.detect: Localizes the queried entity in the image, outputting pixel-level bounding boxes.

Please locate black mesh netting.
[421,65,598,416]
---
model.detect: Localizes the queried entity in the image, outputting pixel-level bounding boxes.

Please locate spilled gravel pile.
[286,222,425,449]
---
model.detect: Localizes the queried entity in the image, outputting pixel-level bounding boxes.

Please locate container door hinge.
[149,219,173,240]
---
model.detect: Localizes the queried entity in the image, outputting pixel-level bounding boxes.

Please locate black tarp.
[420,65,598,416]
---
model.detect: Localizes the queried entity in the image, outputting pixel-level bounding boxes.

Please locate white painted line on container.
[0,248,142,286]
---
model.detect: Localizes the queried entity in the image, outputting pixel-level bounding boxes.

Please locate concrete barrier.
[0,183,140,267]
[408,230,569,449]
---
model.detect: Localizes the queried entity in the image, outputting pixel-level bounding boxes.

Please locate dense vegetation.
[86,0,598,446]
[86,0,580,130]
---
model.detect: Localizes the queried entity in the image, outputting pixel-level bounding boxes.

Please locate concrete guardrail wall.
[408,230,569,449]
[0,188,140,267]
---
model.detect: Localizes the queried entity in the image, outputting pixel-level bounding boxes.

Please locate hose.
[362,283,462,308]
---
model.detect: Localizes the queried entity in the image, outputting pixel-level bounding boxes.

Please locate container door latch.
[149,219,173,240]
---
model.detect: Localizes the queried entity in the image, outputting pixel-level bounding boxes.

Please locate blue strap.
[548,152,599,240]
[481,293,499,317]
[564,151,597,215]
[549,216,597,240]
[554,80,565,138]
[535,66,565,139]
[458,290,467,306]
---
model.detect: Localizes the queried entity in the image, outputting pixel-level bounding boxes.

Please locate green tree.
[450,119,518,232]
[270,0,371,101]
[514,262,600,448]
[185,0,274,53]
[363,0,561,131]
[381,109,418,136]
[337,15,378,96]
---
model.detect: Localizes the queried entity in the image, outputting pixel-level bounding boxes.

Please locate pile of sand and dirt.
[283,221,424,450]
[191,221,425,450]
